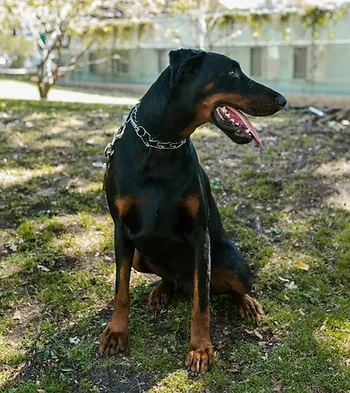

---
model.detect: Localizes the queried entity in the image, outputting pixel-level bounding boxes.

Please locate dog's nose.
[275,94,287,108]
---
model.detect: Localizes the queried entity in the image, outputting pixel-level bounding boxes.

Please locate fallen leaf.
[13,310,21,320]
[272,385,282,391]
[222,327,230,336]
[215,343,226,350]
[254,329,263,340]
[299,308,305,316]
[69,336,80,344]
[285,281,298,290]
[37,390,47,393]
[319,318,328,331]
[297,261,310,270]
[37,264,50,272]
[9,243,18,252]
[278,276,290,282]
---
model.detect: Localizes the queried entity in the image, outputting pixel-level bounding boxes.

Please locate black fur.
[103,48,287,369]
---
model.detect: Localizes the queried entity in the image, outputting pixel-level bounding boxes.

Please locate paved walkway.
[0,80,139,105]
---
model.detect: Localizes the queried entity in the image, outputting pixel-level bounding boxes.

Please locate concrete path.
[0,80,139,105]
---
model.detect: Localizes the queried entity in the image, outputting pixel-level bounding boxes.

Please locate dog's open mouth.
[213,105,262,147]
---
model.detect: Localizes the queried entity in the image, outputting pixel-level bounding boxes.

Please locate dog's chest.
[115,189,201,253]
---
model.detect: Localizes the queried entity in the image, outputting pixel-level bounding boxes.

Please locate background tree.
[2,0,158,99]
[0,33,33,68]
[165,0,261,50]
[165,0,227,50]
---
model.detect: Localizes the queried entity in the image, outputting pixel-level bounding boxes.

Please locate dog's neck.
[136,68,202,142]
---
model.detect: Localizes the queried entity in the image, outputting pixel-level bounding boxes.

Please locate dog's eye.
[228,71,235,76]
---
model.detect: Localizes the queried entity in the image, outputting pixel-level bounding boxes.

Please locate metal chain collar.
[104,103,187,161]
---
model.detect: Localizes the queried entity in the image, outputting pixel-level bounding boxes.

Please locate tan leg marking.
[210,267,263,322]
[100,263,131,354]
[211,266,248,295]
[132,250,154,273]
[185,271,213,375]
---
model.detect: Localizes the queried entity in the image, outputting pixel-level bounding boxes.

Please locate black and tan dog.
[100,49,287,375]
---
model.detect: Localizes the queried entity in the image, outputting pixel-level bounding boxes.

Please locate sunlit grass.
[0,165,65,187]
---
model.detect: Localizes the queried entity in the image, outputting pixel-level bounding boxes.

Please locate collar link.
[129,103,187,150]
[104,103,187,160]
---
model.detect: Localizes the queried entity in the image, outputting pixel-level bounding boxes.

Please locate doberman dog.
[100,49,287,375]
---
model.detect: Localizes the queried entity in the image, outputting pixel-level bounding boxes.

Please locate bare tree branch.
[58,48,120,76]
[3,0,159,99]
[56,41,94,76]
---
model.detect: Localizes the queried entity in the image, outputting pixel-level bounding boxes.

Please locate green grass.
[1,99,350,393]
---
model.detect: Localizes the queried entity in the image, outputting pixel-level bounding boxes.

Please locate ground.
[0,99,349,393]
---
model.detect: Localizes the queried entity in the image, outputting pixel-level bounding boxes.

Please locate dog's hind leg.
[210,259,264,323]
[208,193,264,323]
[132,250,175,313]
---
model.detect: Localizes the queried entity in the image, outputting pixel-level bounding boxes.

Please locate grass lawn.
[0,99,349,393]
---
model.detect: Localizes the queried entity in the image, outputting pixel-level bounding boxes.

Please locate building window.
[113,51,129,74]
[250,47,262,77]
[89,52,98,73]
[293,47,307,78]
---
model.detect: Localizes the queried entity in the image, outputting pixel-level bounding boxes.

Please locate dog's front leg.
[100,221,134,354]
[186,228,214,375]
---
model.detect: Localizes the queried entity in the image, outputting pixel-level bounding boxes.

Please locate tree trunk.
[38,82,51,100]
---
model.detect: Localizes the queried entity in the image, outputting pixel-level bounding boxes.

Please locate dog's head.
[168,48,287,146]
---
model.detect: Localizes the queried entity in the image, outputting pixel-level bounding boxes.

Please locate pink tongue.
[226,107,262,147]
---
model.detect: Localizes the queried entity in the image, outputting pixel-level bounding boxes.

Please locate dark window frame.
[113,50,129,75]
[89,52,98,73]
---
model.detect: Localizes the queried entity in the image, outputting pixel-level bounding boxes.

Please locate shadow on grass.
[2,281,349,393]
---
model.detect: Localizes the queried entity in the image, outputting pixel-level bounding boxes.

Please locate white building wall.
[65,12,350,96]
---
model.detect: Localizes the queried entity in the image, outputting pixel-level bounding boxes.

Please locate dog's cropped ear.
[169,48,205,89]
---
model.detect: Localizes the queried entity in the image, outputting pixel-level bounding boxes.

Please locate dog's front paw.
[185,342,214,376]
[99,321,128,355]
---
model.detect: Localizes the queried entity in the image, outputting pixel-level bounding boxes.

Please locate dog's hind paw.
[148,280,174,314]
[236,294,264,323]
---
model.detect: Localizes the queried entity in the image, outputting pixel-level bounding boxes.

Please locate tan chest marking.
[184,194,200,217]
[115,197,139,216]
